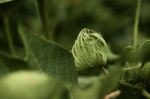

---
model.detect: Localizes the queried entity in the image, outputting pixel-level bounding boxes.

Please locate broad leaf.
[121,40,150,66]
[120,46,135,63]
[99,66,122,99]
[18,25,78,85]
[72,66,122,99]
[137,40,150,65]
[72,76,102,99]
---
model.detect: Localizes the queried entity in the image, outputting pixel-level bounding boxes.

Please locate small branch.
[119,80,137,88]
[4,16,16,56]
[133,0,141,49]
[34,0,42,30]
[120,81,150,99]
[36,0,53,40]
[67,85,74,99]
[102,67,108,76]
[142,89,150,99]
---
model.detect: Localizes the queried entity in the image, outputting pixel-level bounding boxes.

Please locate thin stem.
[102,67,108,76]
[34,0,42,31]
[133,0,141,49]
[36,0,53,40]
[4,16,16,56]
[120,81,150,99]
[119,80,138,88]
[142,89,150,99]
[67,85,74,99]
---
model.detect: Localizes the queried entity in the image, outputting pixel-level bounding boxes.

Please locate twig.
[133,0,141,49]
[4,16,16,56]
[142,89,150,99]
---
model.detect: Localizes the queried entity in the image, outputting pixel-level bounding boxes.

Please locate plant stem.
[102,67,108,76]
[4,16,16,56]
[119,80,138,89]
[133,0,141,49]
[67,85,74,99]
[36,0,53,40]
[34,0,42,30]
[142,89,150,99]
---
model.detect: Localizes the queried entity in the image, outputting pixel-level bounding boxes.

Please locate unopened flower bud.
[71,28,108,69]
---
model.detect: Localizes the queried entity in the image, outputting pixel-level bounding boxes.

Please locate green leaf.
[121,40,150,66]
[137,40,150,65]
[120,46,135,63]
[18,25,78,85]
[72,66,122,99]
[72,76,102,99]
[107,45,120,62]
[99,66,122,99]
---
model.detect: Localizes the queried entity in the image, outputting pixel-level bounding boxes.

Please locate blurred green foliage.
[0,0,150,51]
[0,0,150,99]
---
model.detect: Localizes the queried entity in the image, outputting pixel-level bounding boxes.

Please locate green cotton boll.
[71,28,108,69]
